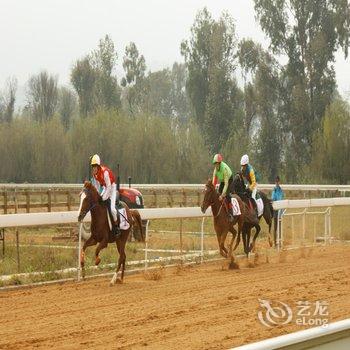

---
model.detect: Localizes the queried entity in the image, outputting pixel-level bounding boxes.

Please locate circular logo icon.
[257,299,293,327]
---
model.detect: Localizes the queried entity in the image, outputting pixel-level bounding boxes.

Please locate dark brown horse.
[232,173,273,253]
[77,181,143,285]
[200,179,259,257]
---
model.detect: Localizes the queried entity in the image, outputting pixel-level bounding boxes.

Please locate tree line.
[0,1,349,184]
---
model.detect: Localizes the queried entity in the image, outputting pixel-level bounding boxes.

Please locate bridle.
[204,186,225,218]
[80,188,98,218]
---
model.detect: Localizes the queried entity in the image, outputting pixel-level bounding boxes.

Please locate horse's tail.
[131,209,144,242]
[260,191,274,234]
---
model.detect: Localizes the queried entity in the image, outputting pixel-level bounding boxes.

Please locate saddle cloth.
[256,198,264,217]
[107,207,130,231]
[231,197,241,216]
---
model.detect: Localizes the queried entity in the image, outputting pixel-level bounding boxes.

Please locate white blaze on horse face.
[78,191,87,217]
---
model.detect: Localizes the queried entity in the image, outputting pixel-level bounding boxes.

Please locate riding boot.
[113,209,121,236]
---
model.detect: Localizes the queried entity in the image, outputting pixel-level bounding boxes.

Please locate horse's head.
[201,179,218,213]
[232,172,245,194]
[78,181,100,222]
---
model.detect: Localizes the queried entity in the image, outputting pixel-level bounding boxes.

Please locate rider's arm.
[221,168,229,195]
[101,170,111,201]
[249,168,256,190]
[212,168,218,186]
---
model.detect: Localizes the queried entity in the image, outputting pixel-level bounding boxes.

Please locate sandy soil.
[0,244,349,350]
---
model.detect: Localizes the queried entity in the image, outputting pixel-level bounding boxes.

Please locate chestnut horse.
[200,179,260,257]
[77,181,143,285]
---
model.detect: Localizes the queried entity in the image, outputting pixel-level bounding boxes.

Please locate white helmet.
[90,154,101,166]
[240,154,249,166]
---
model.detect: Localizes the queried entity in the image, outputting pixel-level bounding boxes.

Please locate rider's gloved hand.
[98,196,105,205]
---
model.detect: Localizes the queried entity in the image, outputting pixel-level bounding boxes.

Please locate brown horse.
[232,173,273,253]
[77,181,143,285]
[200,179,259,258]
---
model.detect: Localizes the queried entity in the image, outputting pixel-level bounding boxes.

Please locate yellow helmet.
[90,154,101,166]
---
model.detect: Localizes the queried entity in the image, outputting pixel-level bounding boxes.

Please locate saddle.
[104,199,128,229]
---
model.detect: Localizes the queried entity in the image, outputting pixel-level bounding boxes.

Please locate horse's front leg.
[219,231,228,258]
[80,236,97,279]
[242,225,250,257]
[110,233,127,286]
[81,236,97,267]
[228,226,237,258]
[94,238,108,266]
[250,224,261,252]
[232,217,243,252]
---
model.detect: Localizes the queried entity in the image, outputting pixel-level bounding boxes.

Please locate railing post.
[328,208,332,242]
[277,209,284,251]
[144,220,150,270]
[302,209,306,240]
[179,218,183,258]
[67,191,71,211]
[16,229,20,273]
[200,217,205,263]
[3,190,7,214]
[25,190,30,213]
[77,223,83,281]
[47,189,52,212]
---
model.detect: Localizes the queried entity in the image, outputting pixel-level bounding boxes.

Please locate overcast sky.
[0,0,349,99]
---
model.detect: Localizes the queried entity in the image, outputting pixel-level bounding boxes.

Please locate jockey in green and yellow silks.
[240,154,257,201]
[212,154,234,221]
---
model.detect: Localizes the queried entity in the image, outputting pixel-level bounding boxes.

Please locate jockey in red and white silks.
[90,154,119,234]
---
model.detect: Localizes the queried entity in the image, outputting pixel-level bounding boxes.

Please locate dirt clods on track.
[0,245,349,349]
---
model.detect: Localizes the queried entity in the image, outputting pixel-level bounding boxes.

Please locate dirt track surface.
[0,245,349,350]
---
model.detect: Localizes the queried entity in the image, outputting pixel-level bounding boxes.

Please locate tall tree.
[91,35,121,110]
[71,35,121,117]
[170,63,190,122]
[71,57,97,117]
[254,0,350,170]
[238,39,283,181]
[310,98,350,184]
[26,71,58,122]
[121,42,147,115]
[0,77,17,123]
[181,8,242,151]
[58,87,77,129]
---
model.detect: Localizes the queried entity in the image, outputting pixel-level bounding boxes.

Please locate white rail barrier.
[231,318,350,350]
[0,183,350,193]
[0,198,349,228]
[0,198,349,282]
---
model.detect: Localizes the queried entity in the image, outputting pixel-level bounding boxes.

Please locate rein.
[82,189,98,215]
[207,194,225,218]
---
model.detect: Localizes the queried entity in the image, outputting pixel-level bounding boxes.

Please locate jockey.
[90,154,120,236]
[212,154,234,222]
[240,154,257,202]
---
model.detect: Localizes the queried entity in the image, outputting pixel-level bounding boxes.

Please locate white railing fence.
[232,318,350,350]
[0,197,349,281]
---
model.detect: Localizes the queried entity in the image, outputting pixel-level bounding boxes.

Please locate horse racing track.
[0,244,349,349]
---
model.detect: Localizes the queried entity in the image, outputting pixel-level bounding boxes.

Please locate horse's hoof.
[95,257,101,266]
[116,278,123,284]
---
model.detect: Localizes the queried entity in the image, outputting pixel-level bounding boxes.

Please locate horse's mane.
[84,181,100,201]
[206,178,215,190]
